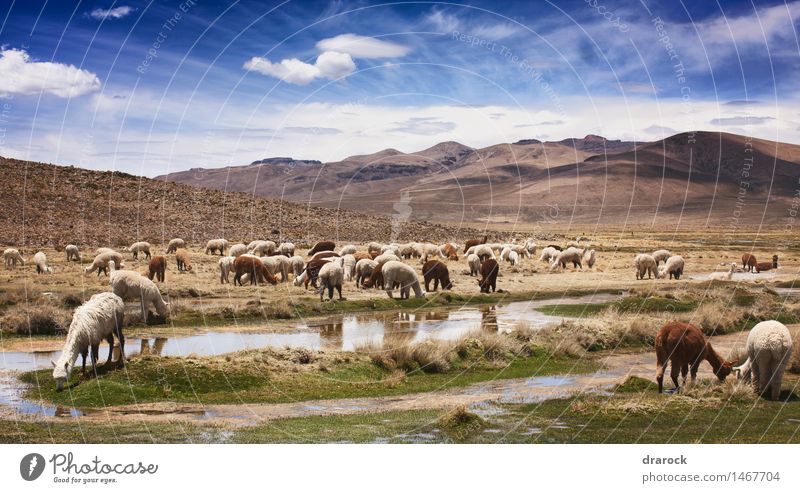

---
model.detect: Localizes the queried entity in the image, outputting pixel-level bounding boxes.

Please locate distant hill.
[155,131,800,226]
[0,157,486,249]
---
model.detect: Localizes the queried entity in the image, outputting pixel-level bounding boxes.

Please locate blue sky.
[0,0,798,176]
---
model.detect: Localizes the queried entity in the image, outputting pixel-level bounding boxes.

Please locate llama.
[634,254,657,280]
[733,320,793,400]
[478,258,499,293]
[205,239,228,255]
[52,292,125,391]
[652,249,671,266]
[467,253,481,277]
[422,260,452,291]
[361,261,386,290]
[233,256,277,286]
[654,321,732,393]
[33,251,52,274]
[110,269,169,323]
[127,241,151,260]
[355,259,378,286]
[229,243,248,257]
[147,256,167,282]
[65,244,81,262]
[175,249,192,271]
[381,261,424,299]
[741,253,757,273]
[658,255,685,280]
[218,256,235,283]
[318,262,344,301]
[463,235,488,253]
[2,248,25,269]
[290,255,305,278]
[166,238,185,254]
[84,251,124,276]
[439,243,459,261]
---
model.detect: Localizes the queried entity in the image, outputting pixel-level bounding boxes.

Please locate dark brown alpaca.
[463,235,488,253]
[361,261,387,289]
[655,321,732,393]
[741,253,757,273]
[310,251,339,262]
[422,260,452,291]
[755,255,778,273]
[302,258,332,289]
[478,258,499,293]
[308,241,336,256]
[233,256,278,286]
[147,256,166,282]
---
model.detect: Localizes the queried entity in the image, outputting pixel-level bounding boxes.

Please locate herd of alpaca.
[1,237,792,399]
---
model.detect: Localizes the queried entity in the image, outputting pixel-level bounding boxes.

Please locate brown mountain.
[156,131,800,226]
[0,157,487,249]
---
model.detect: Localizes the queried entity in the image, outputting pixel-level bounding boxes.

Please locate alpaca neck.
[705,344,726,372]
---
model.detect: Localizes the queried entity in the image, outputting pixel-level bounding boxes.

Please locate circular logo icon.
[20,453,45,481]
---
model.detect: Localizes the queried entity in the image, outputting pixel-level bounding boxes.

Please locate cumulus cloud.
[316,34,410,58]
[0,49,100,98]
[88,6,135,20]
[710,116,775,125]
[244,51,355,85]
[389,116,456,135]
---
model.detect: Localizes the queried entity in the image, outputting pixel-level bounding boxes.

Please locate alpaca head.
[52,359,73,391]
[715,361,733,381]
[772,255,779,267]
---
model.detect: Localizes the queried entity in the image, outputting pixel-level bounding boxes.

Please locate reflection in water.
[480,306,498,333]
[319,322,343,351]
[139,337,169,356]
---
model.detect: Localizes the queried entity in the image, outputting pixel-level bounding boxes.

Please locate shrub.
[1,303,71,335]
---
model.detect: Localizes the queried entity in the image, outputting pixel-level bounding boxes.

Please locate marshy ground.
[1,228,800,443]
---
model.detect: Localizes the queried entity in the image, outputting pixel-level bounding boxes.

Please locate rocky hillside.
[0,157,490,249]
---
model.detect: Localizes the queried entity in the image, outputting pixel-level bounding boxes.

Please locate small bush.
[1,303,70,335]
[437,406,486,431]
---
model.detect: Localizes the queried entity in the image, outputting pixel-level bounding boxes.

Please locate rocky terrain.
[0,157,489,248]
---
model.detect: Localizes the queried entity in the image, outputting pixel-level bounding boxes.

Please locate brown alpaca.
[147,256,166,282]
[741,253,757,273]
[478,258,499,293]
[463,235,488,254]
[233,256,277,286]
[441,243,459,261]
[422,260,452,291]
[755,255,778,273]
[308,241,336,256]
[353,252,372,262]
[361,261,387,289]
[655,321,732,393]
[310,251,339,262]
[175,249,192,272]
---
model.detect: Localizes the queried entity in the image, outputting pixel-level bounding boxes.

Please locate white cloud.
[88,6,135,20]
[710,116,775,126]
[0,49,100,98]
[244,51,355,85]
[316,34,410,58]
[426,10,461,32]
[89,5,136,21]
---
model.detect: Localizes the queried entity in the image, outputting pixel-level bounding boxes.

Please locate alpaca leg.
[655,363,666,393]
[690,360,701,384]
[90,343,99,376]
[327,285,334,301]
[670,363,681,390]
[116,328,125,368]
[104,333,115,366]
[81,348,88,375]
[681,363,689,386]
[750,358,761,394]
[756,357,771,397]
[336,285,342,300]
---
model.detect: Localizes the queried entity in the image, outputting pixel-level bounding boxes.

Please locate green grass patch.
[0,419,210,444]
[21,350,597,409]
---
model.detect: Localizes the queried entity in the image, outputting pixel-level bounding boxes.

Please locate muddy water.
[0,291,623,418]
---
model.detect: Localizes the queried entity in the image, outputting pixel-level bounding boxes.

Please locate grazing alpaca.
[652,249,671,267]
[233,256,277,286]
[65,244,81,262]
[166,238,185,254]
[33,251,52,274]
[755,255,778,273]
[110,269,169,323]
[147,256,167,282]
[634,254,657,280]
[658,255,685,280]
[467,253,481,277]
[127,241,151,260]
[218,256,235,283]
[361,261,386,290]
[2,248,25,269]
[297,258,333,289]
[422,260,452,291]
[355,259,378,286]
[440,243,459,261]
[205,238,228,256]
[308,241,336,256]
[478,258,499,293]
[318,262,344,301]
[463,235,488,254]
[741,253,757,273]
[175,249,192,271]
[381,261,424,299]
[52,292,125,391]
[84,251,124,276]
[655,321,732,393]
[733,320,793,400]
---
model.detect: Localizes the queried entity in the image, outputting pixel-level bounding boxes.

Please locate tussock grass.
[0,302,71,335]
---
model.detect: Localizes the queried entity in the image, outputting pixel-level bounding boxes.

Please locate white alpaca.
[658,255,685,280]
[110,269,169,323]
[127,241,151,259]
[278,242,295,256]
[205,238,229,255]
[65,244,81,262]
[367,242,384,255]
[339,245,357,256]
[634,254,657,280]
[85,251,124,276]
[551,247,584,270]
[218,256,235,283]
[523,238,537,258]
[507,250,520,266]
[290,255,305,277]
[340,254,357,281]
[3,248,25,269]
[270,255,293,282]
[734,320,793,400]
[652,249,671,266]
[318,262,344,301]
[33,251,52,274]
[166,238,185,254]
[708,262,737,281]
[381,260,424,299]
[355,258,378,286]
[95,247,117,256]
[467,253,481,277]
[582,249,597,269]
[474,244,495,262]
[419,243,441,263]
[228,243,248,257]
[374,253,400,264]
[250,240,276,256]
[52,292,125,391]
[538,246,560,263]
